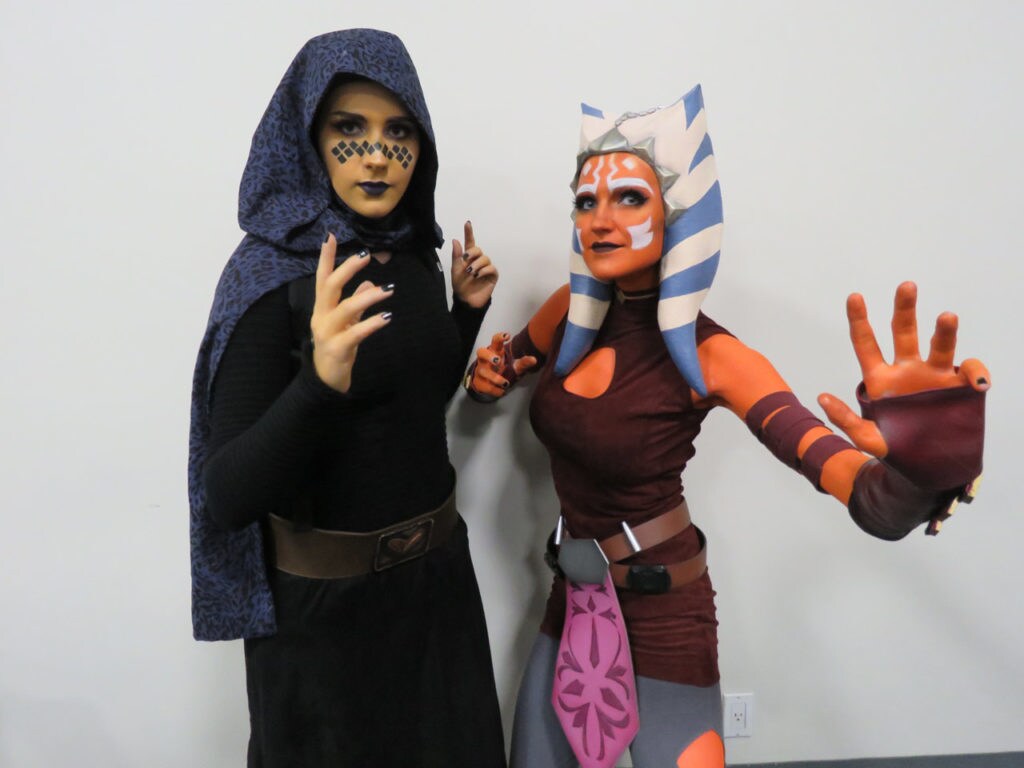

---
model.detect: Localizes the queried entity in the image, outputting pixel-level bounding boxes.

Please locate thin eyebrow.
[327,110,366,122]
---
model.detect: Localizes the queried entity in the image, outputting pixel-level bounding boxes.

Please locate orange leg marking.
[676,729,725,768]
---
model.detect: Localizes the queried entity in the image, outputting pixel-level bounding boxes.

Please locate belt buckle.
[374,518,434,571]
[626,564,670,594]
[557,537,609,585]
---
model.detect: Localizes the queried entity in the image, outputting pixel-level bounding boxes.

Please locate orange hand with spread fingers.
[469,332,538,398]
[817,281,990,457]
[451,220,498,309]
[310,233,395,394]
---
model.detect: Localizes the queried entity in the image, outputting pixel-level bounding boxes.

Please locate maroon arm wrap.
[848,385,985,540]
[745,391,856,491]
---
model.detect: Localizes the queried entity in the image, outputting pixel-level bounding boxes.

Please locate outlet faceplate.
[723,693,754,738]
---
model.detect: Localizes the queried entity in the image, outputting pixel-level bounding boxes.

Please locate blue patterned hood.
[188,29,440,641]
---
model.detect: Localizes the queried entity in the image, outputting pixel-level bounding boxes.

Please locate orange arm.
[465,284,569,400]
[525,283,571,356]
[695,334,868,504]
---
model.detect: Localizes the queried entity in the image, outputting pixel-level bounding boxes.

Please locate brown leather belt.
[546,500,708,594]
[268,492,458,579]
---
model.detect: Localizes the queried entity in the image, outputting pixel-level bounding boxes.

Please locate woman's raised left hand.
[451,220,497,308]
[817,281,990,456]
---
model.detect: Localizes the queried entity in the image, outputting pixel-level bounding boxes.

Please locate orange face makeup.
[574,152,665,291]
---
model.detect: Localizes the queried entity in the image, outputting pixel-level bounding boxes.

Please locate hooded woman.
[467,87,987,768]
[188,29,506,767]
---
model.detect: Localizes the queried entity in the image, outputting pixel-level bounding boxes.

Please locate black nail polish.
[465,265,473,274]
[359,249,370,258]
[978,377,988,386]
[323,232,330,244]
[492,356,500,365]
[501,381,509,389]
[380,311,393,321]
[382,283,395,292]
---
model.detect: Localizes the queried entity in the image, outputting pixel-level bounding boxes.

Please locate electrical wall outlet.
[722,693,754,738]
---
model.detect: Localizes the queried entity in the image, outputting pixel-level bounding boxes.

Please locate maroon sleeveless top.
[517,294,730,686]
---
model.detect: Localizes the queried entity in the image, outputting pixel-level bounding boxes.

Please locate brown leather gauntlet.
[849,385,985,540]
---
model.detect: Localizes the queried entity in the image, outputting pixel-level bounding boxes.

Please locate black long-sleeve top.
[203,248,486,532]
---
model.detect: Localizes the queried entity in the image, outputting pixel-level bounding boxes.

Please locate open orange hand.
[817,281,990,457]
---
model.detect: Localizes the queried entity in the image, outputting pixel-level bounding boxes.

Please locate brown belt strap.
[598,501,692,563]
[268,491,458,579]
[609,527,708,592]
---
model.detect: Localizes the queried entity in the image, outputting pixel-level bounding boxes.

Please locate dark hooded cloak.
[188,29,442,641]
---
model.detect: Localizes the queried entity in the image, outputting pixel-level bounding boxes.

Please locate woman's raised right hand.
[311,234,394,393]
[469,332,537,398]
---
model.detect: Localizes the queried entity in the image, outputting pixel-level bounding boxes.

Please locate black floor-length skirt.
[244,517,506,768]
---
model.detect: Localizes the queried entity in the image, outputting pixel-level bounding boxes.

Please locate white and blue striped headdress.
[554,84,723,397]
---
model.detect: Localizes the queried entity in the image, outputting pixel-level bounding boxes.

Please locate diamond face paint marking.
[327,140,415,170]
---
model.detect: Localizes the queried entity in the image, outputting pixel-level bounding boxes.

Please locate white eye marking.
[608,176,654,193]
[623,157,636,169]
[582,160,593,175]
[627,217,654,250]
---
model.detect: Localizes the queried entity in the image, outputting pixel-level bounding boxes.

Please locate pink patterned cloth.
[552,574,639,768]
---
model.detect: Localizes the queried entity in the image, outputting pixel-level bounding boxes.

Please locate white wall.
[2,1,1021,765]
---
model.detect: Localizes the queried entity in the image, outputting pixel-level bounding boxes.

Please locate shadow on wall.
[449,375,560,719]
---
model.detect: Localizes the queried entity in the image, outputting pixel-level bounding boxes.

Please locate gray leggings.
[510,633,724,768]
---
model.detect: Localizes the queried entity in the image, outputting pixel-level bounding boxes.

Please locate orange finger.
[925,311,958,370]
[890,281,921,362]
[477,345,502,369]
[958,358,991,391]
[471,365,508,396]
[489,332,509,355]
[818,393,888,457]
[846,293,885,376]
[512,355,538,376]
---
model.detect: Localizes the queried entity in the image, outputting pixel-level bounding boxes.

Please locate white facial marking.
[626,217,654,250]
[576,155,605,197]
[608,176,654,193]
[623,157,636,169]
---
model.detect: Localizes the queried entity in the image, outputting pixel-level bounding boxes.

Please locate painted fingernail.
[323,232,330,244]
[501,333,510,341]
[491,356,500,365]
[382,283,395,292]
[380,311,393,321]
[501,381,509,389]
[977,377,988,387]
[465,265,473,274]
[358,248,370,258]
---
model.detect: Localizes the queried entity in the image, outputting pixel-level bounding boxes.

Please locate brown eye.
[333,119,363,137]
[385,121,415,141]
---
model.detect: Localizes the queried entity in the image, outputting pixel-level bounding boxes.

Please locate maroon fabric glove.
[849,385,985,540]
[856,383,985,491]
